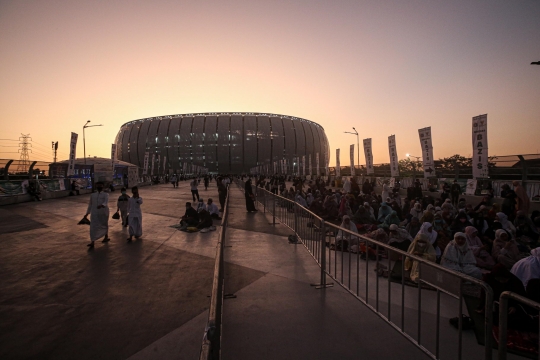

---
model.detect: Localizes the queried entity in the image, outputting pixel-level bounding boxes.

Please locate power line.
[16,134,32,172]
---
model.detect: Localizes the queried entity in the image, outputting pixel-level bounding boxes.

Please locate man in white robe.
[84,182,110,247]
[127,186,143,241]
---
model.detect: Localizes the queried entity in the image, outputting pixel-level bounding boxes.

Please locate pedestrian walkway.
[0,181,257,360]
[221,185,431,360]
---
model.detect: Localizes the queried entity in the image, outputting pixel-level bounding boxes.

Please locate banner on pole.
[143,152,149,175]
[363,138,374,175]
[316,153,320,176]
[336,149,341,177]
[466,179,477,195]
[350,144,355,176]
[388,135,399,177]
[418,127,435,178]
[67,132,78,176]
[472,114,488,179]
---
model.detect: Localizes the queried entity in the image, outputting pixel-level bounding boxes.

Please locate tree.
[399,158,423,177]
[437,155,472,171]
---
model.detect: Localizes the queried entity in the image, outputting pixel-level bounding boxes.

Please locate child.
[127,186,143,242]
[117,187,130,227]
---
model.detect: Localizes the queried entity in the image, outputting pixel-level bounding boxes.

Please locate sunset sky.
[1,0,539,166]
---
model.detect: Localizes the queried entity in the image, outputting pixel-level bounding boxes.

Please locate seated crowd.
[257,175,539,309]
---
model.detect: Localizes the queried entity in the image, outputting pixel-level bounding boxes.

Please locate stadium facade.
[115,112,329,174]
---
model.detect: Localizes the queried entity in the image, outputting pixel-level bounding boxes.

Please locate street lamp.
[83,120,103,164]
[344,127,359,174]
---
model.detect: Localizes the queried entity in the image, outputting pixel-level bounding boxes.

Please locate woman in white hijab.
[441,232,482,279]
[410,202,424,220]
[496,212,517,238]
[418,222,441,258]
[405,234,437,282]
[381,181,390,202]
[336,215,360,250]
[510,248,540,287]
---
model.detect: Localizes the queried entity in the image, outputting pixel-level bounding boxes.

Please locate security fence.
[237,179,499,360]
[200,185,231,360]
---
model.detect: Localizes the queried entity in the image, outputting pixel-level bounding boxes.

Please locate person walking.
[217,177,227,211]
[84,181,110,247]
[245,178,257,212]
[116,187,130,227]
[170,175,177,188]
[204,175,209,191]
[127,186,143,242]
[190,178,200,201]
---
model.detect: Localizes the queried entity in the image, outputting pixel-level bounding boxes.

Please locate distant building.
[115,112,330,174]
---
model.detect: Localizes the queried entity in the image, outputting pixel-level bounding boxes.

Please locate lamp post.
[344,127,359,174]
[406,153,421,180]
[83,120,103,164]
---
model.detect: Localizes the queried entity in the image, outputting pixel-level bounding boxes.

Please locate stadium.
[115,112,329,174]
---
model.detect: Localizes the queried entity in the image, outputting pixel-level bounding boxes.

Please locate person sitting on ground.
[514,210,539,244]
[322,193,338,220]
[336,215,359,248]
[511,248,540,288]
[418,222,441,260]
[496,212,517,239]
[492,229,521,270]
[180,202,199,230]
[296,192,308,208]
[352,205,374,227]
[465,226,495,270]
[196,198,207,213]
[441,232,483,279]
[388,224,413,252]
[406,216,421,239]
[206,198,221,219]
[379,210,401,229]
[405,233,437,282]
[409,202,424,221]
[377,201,392,223]
[197,209,214,231]
[450,212,472,235]
[71,180,80,196]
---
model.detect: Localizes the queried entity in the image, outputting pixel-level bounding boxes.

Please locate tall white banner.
[67,132,78,176]
[350,144,355,176]
[472,114,488,179]
[309,154,312,176]
[335,149,341,177]
[363,138,374,175]
[316,153,320,176]
[143,152,149,175]
[111,144,117,171]
[150,154,156,176]
[418,127,435,177]
[302,155,306,176]
[388,135,399,177]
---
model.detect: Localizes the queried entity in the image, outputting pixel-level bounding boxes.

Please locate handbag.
[78,217,91,225]
[112,211,120,220]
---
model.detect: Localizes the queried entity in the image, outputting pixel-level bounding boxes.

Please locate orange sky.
[1,0,539,166]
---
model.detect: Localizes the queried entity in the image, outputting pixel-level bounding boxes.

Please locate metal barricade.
[199,185,231,360]
[235,179,496,360]
[497,291,540,360]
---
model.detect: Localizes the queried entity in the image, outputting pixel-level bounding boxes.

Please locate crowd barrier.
[237,179,497,360]
[497,291,540,360]
[199,185,230,360]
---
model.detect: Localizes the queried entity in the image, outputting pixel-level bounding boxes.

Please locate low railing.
[237,179,495,360]
[497,291,540,360]
[199,185,230,360]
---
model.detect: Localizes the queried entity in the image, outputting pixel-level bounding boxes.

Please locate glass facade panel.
[157,117,171,173]
[283,117,296,173]
[146,120,161,174]
[179,116,193,168]
[315,125,328,172]
[167,117,182,172]
[295,120,306,158]
[217,115,230,173]
[269,116,284,163]
[302,122,314,175]
[244,115,257,167]
[192,116,205,166]
[137,120,152,173]
[119,125,130,162]
[310,124,321,174]
[230,115,243,173]
[204,116,218,172]
[127,122,141,165]
[257,116,271,166]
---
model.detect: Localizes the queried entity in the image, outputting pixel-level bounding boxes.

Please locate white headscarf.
[511,248,540,287]
[418,222,437,245]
